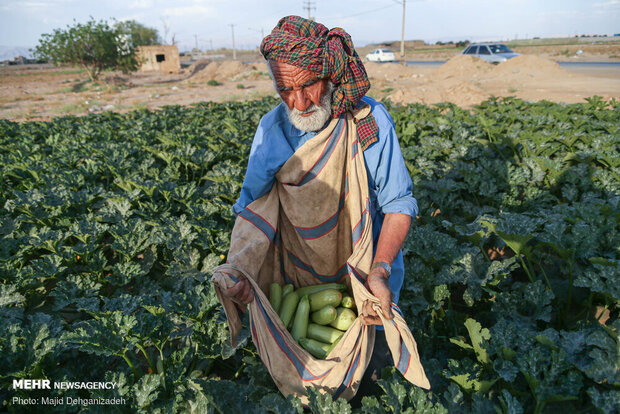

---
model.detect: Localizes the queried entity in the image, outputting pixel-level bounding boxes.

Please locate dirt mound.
[217,61,250,80]
[492,55,569,79]
[431,55,494,80]
[187,60,265,82]
[365,62,416,81]
[386,77,489,107]
[187,59,212,75]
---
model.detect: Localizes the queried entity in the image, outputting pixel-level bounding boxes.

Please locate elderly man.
[222,15,418,397]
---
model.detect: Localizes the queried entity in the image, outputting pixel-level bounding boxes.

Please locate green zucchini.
[329,307,357,331]
[299,337,331,359]
[269,283,282,313]
[278,291,299,328]
[308,289,342,312]
[291,295,310,342]
[307,324,344,344]
[295,283,346,298]
[310,305,338,325]
[282,284,294,298]
[325,335,343,357]
[341,295,356,309]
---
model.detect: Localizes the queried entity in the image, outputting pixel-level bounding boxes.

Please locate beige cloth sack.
[212,106,429,402]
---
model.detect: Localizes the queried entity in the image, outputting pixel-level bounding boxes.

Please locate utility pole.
[303,1,316,20]
[194,34,198,50]
[400,0,406,59]
[229,24,236,60]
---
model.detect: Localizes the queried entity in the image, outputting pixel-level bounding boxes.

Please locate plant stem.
[136,343,155,373]
[565,262,574,323]
[519,255,535,283]
[534,258,553,292]
[121,351,140,378]
[481,246,491,262]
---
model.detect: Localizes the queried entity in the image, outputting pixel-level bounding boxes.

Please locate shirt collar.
[288,122,307,137]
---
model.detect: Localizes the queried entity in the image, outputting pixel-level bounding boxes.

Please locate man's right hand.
[222,274,254,306]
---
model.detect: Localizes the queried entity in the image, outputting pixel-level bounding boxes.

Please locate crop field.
[0,96,618,413]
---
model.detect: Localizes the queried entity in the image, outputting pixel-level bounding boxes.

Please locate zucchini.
[269,283,282,313]
[307,324,344,344]
[308,289,342,312]
[295,283,346,298]
[291,295,310,342]
[299,337,331,359]
[325,335,343,357]
[282,284,294,298]
[341,295,356,309]
[278,291,299,328]
[329,307,357,331]
[310,305,338,325]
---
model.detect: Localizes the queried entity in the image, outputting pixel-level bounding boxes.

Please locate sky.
[1,0,619,53]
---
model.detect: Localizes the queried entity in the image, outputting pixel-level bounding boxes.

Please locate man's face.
[269,60,333,132]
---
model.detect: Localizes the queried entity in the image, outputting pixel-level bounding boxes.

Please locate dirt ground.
[1,45,619,122]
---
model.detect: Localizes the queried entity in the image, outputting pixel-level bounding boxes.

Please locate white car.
[365,49,396,62]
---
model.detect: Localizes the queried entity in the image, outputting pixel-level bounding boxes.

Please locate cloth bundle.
[212,105,429,402]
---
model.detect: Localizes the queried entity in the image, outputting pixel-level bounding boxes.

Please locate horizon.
[1,0,619,57]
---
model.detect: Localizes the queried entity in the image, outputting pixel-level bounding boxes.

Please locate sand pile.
[431,55,494,80]
[187,60,269,82]
[187,59,212,76]
[386,77,489,107]
[381,54,583,107]
[365,62,417,81]
[491,55,570,79]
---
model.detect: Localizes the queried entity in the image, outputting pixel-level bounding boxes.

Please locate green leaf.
[133,373,162,408]
[258,393,301,414]
[306,386,352,414]
[464,318,490,364]
[0,284,25,308]
[587,387,620,414]
[497,389,524,414]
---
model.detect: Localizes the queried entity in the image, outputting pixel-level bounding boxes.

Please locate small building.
[136,45,180,73]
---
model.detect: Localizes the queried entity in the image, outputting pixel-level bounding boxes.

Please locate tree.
[115,20,160,46]
[33,18,139,81]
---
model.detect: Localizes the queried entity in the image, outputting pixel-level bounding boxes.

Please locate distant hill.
[0,46,34,61]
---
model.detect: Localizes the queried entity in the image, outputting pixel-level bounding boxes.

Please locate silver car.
[461,43,521,64]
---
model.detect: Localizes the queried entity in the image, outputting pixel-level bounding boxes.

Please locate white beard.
[284,82,334,132]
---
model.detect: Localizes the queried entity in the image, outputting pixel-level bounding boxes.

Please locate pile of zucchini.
[269,282,357,359]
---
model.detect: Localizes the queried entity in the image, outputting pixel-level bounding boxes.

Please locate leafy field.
[1,96,618,413]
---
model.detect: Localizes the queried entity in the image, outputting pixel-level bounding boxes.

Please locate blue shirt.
[233,96,417,305]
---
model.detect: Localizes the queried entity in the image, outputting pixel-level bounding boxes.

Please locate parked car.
[365,48,396,62]
[461,43,521,64]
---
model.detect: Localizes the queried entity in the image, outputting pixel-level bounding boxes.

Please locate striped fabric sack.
[212,104,429,402]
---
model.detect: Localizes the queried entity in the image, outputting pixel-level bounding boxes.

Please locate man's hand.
[361,268,394,325]
[222,274,254,307]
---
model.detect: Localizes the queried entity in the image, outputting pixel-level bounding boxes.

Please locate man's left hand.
[361,268,394,325]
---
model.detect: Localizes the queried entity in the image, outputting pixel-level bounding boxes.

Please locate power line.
[321,3,398,20]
